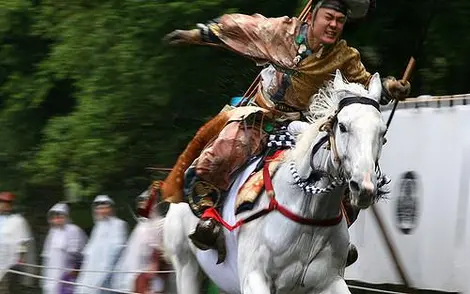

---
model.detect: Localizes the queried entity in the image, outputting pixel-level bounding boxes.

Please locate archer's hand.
[163,29,202,45]
[384,77,411,101]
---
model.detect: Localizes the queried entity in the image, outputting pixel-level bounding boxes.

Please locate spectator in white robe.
[74,195,128,294]
[41,202,87,294]
[112,189,167,293]
[0,191,36,294]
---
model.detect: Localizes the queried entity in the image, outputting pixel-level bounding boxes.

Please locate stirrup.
[189,217,227,264]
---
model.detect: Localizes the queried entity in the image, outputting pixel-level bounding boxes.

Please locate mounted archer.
[149,0,411,265]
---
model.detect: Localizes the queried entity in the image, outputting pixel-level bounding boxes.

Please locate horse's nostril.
[349,180,360,192]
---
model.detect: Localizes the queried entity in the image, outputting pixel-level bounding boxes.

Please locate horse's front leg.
[316,277,351,294]
[174,256,202,294]
[238,240,273,294]
[242,270,271,294]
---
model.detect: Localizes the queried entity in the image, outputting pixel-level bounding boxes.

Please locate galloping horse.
[162,69,387,294]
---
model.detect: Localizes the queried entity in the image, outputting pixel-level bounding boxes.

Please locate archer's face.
[312,8,346,45]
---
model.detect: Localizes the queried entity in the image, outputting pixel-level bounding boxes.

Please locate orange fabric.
[235,151,285,212]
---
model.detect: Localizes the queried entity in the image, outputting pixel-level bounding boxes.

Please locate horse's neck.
[277,135,344,220]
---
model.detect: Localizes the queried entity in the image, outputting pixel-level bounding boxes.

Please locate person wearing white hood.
[41,202,87,294]
[74,195,128,294]
[0,191,36,294]
[111,190,169,294]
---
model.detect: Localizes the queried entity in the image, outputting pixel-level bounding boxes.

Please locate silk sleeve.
[342,47,372,87]
[207,13,302,69]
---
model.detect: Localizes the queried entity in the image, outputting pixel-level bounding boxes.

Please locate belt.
[253,89,308,122]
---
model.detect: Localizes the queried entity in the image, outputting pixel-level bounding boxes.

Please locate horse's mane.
[306,78,370,123]
[286,76,371,164]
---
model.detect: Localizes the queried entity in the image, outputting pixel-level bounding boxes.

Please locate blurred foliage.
[0,0,469,254]
[0,0,300,268]
[0,0,298,206]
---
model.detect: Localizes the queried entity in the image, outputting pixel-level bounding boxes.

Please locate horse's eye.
[338,123,347,133]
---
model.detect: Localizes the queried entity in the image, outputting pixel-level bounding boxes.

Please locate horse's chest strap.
[262,160,343,227]
[201,155,343,231]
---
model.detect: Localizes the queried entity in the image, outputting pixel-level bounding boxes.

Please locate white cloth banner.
[345,105,470,293]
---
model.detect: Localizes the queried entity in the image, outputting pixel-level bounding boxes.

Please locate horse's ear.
[368,72,382,100]
[333,69,344,89]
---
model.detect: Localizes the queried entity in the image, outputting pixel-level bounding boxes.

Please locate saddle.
[182,148,286,218]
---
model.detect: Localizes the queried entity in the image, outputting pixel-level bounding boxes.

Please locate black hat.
[319,0,349,15]
[317,0,371,19]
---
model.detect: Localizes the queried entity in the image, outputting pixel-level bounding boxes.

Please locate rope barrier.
[7,268,138,294]
[9,265,417,294]
[18,262,175,274]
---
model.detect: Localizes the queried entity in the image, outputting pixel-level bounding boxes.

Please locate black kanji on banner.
[395,171,421,235]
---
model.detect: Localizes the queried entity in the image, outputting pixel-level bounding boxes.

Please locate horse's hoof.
[346,243,358,267]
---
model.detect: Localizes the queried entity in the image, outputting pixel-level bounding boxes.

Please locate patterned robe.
[206,13,372,111]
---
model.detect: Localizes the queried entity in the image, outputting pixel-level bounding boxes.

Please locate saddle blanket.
[235,150,286,214]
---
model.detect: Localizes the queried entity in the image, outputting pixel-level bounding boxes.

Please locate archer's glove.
[381,77,411,104]
[163,29,202,45]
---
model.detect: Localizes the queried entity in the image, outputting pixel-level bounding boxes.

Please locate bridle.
[304,96,383,187]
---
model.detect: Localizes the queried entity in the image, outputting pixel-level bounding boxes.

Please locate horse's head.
[321,70,386,209]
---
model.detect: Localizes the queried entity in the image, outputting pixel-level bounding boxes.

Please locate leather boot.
[346,243,358,267]
[189,217,227,264]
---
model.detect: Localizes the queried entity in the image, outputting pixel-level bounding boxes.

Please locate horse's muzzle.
[348,175,376,209]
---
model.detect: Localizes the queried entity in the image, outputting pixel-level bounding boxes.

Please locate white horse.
[162,69,387,294]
